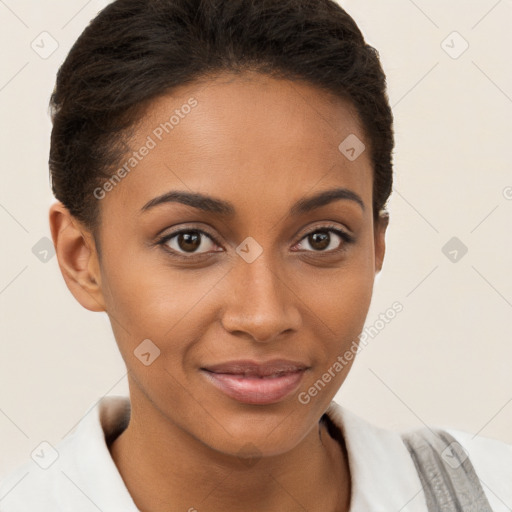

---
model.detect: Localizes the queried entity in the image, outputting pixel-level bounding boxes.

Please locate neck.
[109,398,351,512]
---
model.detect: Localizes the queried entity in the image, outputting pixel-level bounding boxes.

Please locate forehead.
[105,71,373,217]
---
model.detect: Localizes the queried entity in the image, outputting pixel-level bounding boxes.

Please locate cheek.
[295,263,374,406]
[308,241,375,315]
[100,247,222,355]
[299,245,376,363]
[311,274,373,367]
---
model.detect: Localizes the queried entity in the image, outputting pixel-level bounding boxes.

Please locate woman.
[0,0,510,510]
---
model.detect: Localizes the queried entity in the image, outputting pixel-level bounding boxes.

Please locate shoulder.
[446,426,512,510]
[324,401,512,512]
[0,395,137,511]
[0,428,80,510]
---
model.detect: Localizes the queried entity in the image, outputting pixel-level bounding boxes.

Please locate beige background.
[1,0,511,478]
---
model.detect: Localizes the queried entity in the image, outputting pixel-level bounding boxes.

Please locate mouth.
[200,359,309,405]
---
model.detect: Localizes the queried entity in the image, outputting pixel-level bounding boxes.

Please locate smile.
[201,359,309,405]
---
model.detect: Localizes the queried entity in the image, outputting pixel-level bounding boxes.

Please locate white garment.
[0,395,511,511]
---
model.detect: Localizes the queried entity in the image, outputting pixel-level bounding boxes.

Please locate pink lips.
[201,359,309,405]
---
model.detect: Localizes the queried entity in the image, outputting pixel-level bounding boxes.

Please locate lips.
[201,359,309,405]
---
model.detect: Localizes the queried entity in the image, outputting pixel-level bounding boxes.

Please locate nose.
[219,253,302,344]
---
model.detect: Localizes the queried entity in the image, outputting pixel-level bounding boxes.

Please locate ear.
[49,201,106,312]
[374,210,389,274]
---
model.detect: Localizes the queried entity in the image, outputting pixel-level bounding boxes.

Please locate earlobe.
[48,202,106,312]
[374,210,389,274]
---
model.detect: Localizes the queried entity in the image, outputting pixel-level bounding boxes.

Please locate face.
[53,71,387,458]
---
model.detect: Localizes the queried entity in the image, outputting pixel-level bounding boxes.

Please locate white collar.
[325,401,426,511]
[56,395,139,511]
[0,395,427,511]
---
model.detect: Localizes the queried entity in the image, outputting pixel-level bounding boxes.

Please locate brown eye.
[176,232,202,252]
[159,229,221,256]
[307,231,330,251]
[295,226,354,253]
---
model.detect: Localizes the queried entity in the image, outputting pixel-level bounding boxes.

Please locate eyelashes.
[157,228,221,259]
[295,225,355,253]
[156,224,355,260]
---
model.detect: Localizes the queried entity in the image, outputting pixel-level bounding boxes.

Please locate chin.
[191,399,320,459]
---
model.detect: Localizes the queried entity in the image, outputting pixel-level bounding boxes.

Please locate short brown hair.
[49,0,394,242]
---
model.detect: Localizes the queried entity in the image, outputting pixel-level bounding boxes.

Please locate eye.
[294,225,354,254]
[157,228,222,258]
[156,223,355,260]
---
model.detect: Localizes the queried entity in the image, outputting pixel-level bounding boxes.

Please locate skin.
[49,71,388,512]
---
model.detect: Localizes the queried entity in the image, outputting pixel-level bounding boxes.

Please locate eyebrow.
[140,187,365,216]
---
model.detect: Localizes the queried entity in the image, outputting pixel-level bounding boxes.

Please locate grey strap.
[402,428,493,512]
